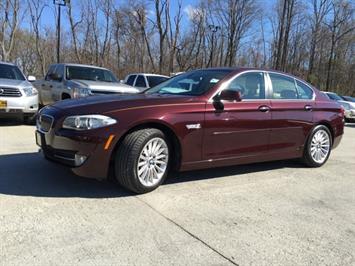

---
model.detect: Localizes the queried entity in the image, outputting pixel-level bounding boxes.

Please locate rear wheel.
[115,128,170,193]
[302,125,332,167]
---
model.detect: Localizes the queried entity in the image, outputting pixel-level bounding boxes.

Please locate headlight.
[73,87,91,98]
[22,87,38,96]
[62,115,116,130]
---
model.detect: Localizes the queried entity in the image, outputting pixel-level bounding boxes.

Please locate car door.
[51,64,64,102]
[134,75,148,90]
[267,72,314,155]
[40,65,56,105]
[203,71,272,160]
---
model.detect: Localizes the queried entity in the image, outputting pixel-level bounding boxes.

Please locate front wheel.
[302,125,332,167]
[115,128,170,193]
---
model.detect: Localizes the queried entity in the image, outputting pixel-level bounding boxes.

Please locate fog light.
[75,154,87,166]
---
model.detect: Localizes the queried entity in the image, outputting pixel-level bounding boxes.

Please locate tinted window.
[0,64,25,80]
[53,65,64,81]
[126,75,136,86]
[296,80,314,99]
[146,69,233,96]
[66,66,118,82]
[227,72,265,99]
[326,93,342,101]
[135,75,147,88]
[45,65,56,81]
[147,76,169,88]
[270,73,298,99]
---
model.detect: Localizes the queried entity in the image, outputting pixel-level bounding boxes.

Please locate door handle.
[304,105,313,111]
[41,84,45,87]
[49,85,53,88]
[259,105,270,112]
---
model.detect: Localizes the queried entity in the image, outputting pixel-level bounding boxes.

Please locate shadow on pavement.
[0,117,24,126]
[0,152,133,198]
[0,151,304,198]
[168,159,303,185]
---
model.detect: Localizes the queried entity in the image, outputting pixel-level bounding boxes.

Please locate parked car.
[0,61,38,123]
[338,102,355,123]
[33,63,139,106]
[36,68,344,193]
[124,73,169,90]
[341,95,355,102]
[323,91,355,110]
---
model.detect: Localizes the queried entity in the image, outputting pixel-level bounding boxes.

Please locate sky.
[33,0,273,34]
[37,0,198,30]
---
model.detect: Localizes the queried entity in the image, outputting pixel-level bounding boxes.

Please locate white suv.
[124,73,169,91]
[0,62,38,123]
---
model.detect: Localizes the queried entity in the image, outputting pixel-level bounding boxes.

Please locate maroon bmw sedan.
[36,68,344,193]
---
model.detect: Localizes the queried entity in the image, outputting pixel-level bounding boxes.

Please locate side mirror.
[219,89,242,102]
[28,75,36,82]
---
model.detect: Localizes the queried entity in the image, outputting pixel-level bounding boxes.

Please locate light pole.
[208,25,220,67]
[53,0,69,63]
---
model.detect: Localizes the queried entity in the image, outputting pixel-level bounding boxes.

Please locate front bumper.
[36,126,118,179]
[345,110,355,121]
[0,94,38,115]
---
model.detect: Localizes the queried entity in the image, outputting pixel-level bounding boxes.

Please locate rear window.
[269,73,298,99]
[296,80,314,99]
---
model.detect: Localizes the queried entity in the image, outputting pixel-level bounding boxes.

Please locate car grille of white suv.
[0,87,22,97]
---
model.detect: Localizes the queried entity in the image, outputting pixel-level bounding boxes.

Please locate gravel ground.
[1,119,354,266]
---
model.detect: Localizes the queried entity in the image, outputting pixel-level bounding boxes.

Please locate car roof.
[0,61,16,66]
[52,63,109,71]
[127,73,169,78]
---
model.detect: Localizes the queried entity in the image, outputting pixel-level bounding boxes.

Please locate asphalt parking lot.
[1,119,355,266]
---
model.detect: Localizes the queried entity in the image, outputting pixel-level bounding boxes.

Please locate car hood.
[338,100,355,109]
[50,93,202,115]
[0,78,32,88]
[70,79,139,93]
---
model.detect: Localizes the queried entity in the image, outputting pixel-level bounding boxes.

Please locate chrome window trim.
[266,71,316,101]
[208,69,316,103]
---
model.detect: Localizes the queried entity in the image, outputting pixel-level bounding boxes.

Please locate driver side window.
[226,72,265,100]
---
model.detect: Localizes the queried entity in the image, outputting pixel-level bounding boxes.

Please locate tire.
[302,125,332,167]
[115,128,170,193]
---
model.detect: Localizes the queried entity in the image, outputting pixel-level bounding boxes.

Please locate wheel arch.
[306,122,335,148]
[108,121,182,178]
[62,93,71,100]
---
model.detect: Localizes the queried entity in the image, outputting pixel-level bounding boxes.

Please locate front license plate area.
[0,100,7,109]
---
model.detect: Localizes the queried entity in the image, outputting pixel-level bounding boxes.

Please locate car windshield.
[343,96,355,102]
[145,69,233,96]
[326,92,343,101]
[0,64,25,81]
[66,66,118,82]
[147,76,169,88]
